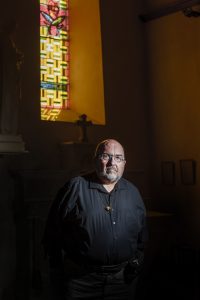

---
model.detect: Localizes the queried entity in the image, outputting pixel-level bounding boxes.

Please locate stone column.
[0,20,25,154]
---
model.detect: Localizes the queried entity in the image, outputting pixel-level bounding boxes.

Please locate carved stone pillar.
[0,20,25,154]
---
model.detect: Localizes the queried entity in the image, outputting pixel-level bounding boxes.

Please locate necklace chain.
[99,191,112,213]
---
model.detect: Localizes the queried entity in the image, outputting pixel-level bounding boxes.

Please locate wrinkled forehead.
[96,141,125,156]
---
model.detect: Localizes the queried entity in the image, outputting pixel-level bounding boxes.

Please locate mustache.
[106,166,117,172]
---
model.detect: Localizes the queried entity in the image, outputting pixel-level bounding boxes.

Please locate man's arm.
[124,207,148,283]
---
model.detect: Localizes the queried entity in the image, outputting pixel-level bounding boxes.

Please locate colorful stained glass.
[40,0,69,121]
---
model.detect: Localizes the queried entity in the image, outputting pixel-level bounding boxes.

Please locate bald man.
[43,139,148,300]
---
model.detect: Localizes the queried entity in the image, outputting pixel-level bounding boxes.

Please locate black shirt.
[43,172,148,266]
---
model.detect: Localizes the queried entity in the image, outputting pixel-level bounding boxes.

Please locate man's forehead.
[95,139,125,156]
[102,143,124,153]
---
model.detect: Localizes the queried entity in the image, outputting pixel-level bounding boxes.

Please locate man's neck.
[103,183,116,193]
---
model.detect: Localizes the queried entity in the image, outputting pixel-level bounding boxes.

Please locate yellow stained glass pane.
[40,0,69,121]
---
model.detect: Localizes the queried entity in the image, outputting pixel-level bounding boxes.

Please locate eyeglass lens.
[99,153,124,162]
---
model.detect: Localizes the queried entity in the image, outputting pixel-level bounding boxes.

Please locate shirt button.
[113,221,116,225]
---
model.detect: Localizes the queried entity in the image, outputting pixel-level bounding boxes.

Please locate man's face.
[95,141,126,184]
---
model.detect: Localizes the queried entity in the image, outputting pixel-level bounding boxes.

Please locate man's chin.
[104,173,119,183]
[97,171,120,183]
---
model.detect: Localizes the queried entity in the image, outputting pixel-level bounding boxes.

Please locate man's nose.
[107,156,115,164]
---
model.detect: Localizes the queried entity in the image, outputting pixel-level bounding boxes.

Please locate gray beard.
[98,171,121,183]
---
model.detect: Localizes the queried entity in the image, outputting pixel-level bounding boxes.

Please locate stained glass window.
[40,0,105,125]
[40,0,69,121]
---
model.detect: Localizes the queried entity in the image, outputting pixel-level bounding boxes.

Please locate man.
[43,139,148,300]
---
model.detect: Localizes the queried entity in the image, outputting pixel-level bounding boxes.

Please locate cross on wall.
[76,114,93,143]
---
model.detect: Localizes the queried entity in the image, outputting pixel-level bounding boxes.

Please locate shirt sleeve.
[135,188,149,253]
[42,178,79,266]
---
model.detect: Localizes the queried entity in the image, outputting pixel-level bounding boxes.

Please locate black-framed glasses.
[97,153,125,163]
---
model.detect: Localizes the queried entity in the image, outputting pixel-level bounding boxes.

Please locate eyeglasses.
[97,153,125,163]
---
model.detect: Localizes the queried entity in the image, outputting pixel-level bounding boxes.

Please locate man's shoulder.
[120,178,145,206]
[54,173,95,208]
[63,172,95,188]
[120,177,140,192]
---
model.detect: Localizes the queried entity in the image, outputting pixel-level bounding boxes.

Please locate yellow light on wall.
[58,0,105,125]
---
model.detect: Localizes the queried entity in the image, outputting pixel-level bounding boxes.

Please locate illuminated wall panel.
[40,0,69,121]
[61,0,105,125]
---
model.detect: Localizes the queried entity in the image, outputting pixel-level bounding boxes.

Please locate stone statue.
[0,20,24,135]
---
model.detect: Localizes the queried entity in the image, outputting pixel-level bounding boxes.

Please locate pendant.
[105,205,112,212]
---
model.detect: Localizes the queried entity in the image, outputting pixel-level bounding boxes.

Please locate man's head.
[94,139,126,184]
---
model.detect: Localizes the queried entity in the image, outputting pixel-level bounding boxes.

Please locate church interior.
[1,0,200,299]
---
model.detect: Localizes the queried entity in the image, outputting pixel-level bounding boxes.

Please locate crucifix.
[76,114,93,143]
